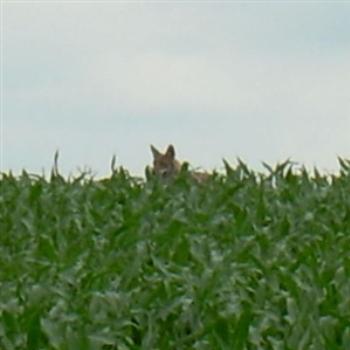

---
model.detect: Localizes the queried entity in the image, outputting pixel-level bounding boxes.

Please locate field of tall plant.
[1,158,350,350]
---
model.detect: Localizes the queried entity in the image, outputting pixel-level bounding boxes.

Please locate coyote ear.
[165,145,175,159]
[150,145,162,159]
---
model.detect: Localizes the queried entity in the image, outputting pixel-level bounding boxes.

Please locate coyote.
[150,144,209,182]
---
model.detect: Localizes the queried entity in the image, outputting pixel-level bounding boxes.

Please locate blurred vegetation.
[1,158,350,349]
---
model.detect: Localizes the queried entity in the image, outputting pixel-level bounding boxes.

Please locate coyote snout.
[150,144,209,182]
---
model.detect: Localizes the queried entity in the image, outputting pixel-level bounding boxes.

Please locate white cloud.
[80,48,350,123]
[3,2,350,176]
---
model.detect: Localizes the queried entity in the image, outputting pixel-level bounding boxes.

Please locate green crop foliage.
[1,159,350,349]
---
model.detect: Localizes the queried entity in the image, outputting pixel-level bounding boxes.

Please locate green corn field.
[1,158,350,350]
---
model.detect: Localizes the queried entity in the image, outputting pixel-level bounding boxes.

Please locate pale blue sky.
[2,1,350,177]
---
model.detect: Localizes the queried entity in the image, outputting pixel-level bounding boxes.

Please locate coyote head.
[150,144,181,179]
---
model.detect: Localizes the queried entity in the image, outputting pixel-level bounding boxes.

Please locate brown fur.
[150,144,209,182]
